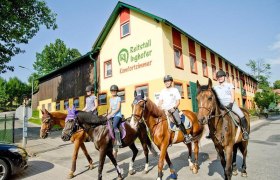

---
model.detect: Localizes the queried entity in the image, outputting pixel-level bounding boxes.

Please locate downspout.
[89,53,98,96]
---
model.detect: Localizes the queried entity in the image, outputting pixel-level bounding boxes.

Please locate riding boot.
[178,123,192,144]
[114,129,123,148]
[240,117,249,141]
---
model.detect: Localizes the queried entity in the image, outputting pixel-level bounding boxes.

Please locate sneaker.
[242,132,249,141]
[184,134,192,144]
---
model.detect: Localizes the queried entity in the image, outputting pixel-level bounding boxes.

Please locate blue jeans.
[113,116,122,130]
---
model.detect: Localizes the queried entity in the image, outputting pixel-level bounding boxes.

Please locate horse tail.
[139,122,158,157]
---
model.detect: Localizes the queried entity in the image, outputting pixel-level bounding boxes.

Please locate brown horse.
[196,78,250,180]
[131,91,204,180]
[40,109,94,178]
[61,108,157,180]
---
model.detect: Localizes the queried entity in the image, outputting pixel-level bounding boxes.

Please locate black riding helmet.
[110,85,119,91]
[85,85,94,92]
[163,75,173,82]
[216,70,226,78]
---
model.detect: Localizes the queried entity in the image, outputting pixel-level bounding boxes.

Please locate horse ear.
[141,90,144,99]
[41,109,44,114]
[208,78,213,89]
[45,109,49,114]
[134,90,137,97]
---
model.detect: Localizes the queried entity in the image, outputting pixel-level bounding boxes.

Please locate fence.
[0,114,15,143]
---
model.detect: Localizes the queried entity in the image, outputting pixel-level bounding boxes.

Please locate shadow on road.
[12,160,54,179]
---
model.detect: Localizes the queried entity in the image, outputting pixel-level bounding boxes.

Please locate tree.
[254,90,275,109]
[0,0,57,73]
[246,59,271,81]
[0,78,8,108]
[273,80,280,89]
[33,39,81,76]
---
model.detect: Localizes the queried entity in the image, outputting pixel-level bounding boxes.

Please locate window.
[74,98,79,108]
[121,21,130,38]
[174,48,183,69]
[117,89,125,102]
[236,77,240,88]
[232,75,235,87]
[218,57,223,70]
[226,72,229,82]
[174,83,184,98]
[104,60,112,78]
[135,85,149,97]
[190,55,197,73]
[202,60,208,77]
[64,100,69,110]
[187,84,191,99]
[56,101,60,110]
[212,65,217,80]
[48,103,52,111]
[98,93,107,105]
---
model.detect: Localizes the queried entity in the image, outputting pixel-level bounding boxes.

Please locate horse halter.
[41,114,53,133]
[132,99,146,123]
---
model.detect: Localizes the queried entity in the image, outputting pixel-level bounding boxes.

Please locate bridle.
[132,99,146,123]
[41,114,53,134]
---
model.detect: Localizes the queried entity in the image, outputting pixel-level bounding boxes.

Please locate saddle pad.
[166,111,192,132]
[107,120,126,139]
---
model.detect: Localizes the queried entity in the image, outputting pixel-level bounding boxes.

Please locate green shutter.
[190,81,198,112]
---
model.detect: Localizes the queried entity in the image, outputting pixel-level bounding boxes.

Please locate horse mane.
[146,98,165,118]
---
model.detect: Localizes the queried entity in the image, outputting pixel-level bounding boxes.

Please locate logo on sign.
[118,48,129,65]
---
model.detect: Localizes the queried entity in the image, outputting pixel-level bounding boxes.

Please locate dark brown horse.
[196,78,250,180]
[131,91,204,180]
[61,109,157,180]
[40,109,94,178]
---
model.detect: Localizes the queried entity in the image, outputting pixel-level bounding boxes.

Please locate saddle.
[107,117,127,140]
[165,111,192,132]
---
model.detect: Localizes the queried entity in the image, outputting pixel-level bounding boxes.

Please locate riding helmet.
[216,70,226,78]
[85,85,94,92]
[163,75,173,82]
[110,85,119,91]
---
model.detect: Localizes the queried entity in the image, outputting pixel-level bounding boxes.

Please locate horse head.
[196,78,217,125]
[40,109,53,139]
[130,90,146,128]
[61,107,78,141]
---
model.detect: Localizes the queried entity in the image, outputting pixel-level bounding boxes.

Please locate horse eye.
[208,96,213,101]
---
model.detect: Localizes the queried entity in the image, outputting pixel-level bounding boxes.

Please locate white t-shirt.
[213,82,234,106]
[159,87,181,110]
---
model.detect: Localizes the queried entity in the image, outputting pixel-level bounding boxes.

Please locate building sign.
[118,39,152,73]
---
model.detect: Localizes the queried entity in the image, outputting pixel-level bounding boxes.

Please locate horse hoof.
[117,176,123,180]
[170,173,177,179]
[67,173,74,179]
[143,170,149,174]
[232,170,238,176]
[192,168,198,174]
[241,172,248,177]
[129,169,136,175]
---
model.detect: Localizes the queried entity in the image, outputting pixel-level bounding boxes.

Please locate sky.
[1,0,280,85]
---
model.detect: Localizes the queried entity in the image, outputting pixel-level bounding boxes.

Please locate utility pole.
[19,66,34,110]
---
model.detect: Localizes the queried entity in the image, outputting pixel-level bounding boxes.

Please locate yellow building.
[37,2,257,118]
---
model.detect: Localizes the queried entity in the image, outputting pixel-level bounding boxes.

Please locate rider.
[83,85,98,115]
[213,70,249,141]
[107,85,123,148]
[158,75,192,144]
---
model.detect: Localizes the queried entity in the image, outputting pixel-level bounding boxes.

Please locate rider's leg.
[231,103,249,140]
[171,108,192,144]
[113,116,122,147]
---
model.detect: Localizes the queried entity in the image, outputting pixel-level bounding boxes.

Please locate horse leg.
[165,151,177,179]
[128,143,138,175]
[232,143,238,176]
[192,141,199,174]
[106,150,123,180]
[239,141,248,177]
[68,140,80,179]
[225,146,233,180]
[185,142,193,170]
[156,143,168,180]
[97,148,107,180]
[80,142,94,170]
[214,145,227,178]
[138,132,150,174]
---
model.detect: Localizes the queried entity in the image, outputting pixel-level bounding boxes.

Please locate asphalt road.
[10,115,280,180]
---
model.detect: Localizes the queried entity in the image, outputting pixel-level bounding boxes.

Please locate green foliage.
[273,80,280,89]
[246,59,271,80]
[33,39,81,76]
[254,90,275,109]
[0,0,57,73]
[0,78,8,107]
